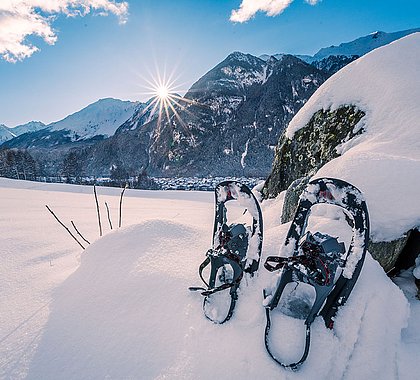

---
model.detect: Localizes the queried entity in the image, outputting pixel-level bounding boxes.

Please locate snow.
[1,178,419,379]
[286,33,420,242]
[240,138,250,168]
[414,256,420,280]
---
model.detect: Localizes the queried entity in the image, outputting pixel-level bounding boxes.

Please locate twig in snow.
[71,220,91,245]
[45,205,85,250]
[119,183,128,228]
[105,202,113,230]
[93,184,102,237]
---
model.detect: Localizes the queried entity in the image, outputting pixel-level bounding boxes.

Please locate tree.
[110,163,129,187]
[0,148,38,180]
[62,151,83,183]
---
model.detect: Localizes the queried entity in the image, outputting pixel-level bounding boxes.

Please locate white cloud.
[0,0,129,63]
[230,0,320,23]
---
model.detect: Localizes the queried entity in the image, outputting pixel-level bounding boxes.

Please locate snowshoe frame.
[189,180,263,324]
[263,177,370,370]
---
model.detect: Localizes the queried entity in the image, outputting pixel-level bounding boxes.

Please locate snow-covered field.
[1,178,419,379]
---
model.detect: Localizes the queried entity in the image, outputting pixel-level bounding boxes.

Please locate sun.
[156,85,169,100]
[131,68,206,136]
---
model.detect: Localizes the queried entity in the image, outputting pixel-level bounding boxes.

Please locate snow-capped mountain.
[3,28,417,179]
[2,98,142,149]
[312,27,420,60]
[0,121,45,143]
[261,28,420,74]
[72,52,328,178]
[47,98,141,141]
[0,124,14,143]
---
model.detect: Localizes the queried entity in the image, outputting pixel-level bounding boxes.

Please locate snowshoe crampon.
[263,178,370,370]
[189,181,263,324]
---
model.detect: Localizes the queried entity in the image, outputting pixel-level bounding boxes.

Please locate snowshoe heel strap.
[194,250,244,296]
[201,274,243,296]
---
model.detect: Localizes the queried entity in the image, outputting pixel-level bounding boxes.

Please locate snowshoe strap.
[264,255,331,286]
[264,304,311,371]
[194,249,244,296]
[264,256,291,272]
[200,279,241,297]
[265,255,316,272]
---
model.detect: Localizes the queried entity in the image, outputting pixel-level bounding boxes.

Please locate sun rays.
[127,65,208,139]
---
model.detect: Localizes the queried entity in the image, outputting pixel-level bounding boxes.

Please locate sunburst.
[127,65,210,142]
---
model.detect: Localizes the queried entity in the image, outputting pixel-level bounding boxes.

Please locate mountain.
[312,27,420,60]
[261,28,420,74]
[0,124,14,144]
[3,98,141,149]
[4,28,417,179]
[48,98,141,141]
[149,53,327,176]
[0,121,45,144]
[73,52,328,178]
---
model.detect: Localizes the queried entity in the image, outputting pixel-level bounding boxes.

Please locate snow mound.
[286,33,420,242]
[27,211,410,379]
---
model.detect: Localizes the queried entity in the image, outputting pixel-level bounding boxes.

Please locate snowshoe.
[263,177,370,370]
[189,180,263,324]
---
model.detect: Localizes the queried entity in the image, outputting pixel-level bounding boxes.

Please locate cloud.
[230,0,320,23]
[0,1,129,63]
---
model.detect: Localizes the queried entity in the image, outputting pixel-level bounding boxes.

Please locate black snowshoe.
[263,178,370,370]
[189,181,263,324]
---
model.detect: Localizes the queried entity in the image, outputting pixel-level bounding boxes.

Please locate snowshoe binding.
[263,177,370,370]
[189,181,263,324]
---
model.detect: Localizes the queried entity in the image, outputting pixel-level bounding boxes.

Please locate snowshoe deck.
[189,181,263,324]
[263,177,370,370]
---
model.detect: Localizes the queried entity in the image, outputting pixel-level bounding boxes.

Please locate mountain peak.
[313,27,420,60]
[260,27,420,63]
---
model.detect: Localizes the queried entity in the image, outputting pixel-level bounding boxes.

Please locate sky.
[0,0,419,126]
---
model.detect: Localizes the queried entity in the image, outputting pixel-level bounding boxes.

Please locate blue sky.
[0,0,419,126]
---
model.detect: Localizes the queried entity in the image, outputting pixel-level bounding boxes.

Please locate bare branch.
[71,220,91,245]
[105,202,113,230]
[45,205,85,250]
[93,184,103,237]
[119,183,128,228]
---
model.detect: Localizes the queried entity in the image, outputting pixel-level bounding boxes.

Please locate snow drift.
[25,196,412,379]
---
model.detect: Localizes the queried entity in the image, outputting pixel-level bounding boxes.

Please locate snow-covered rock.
[288,33,420,242]
[266,33,420,248]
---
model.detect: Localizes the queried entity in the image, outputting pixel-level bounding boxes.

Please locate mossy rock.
[281,176,311,223]
[262,105,365,199]
[369,233,412,273]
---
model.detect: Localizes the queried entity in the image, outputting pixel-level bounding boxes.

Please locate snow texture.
[286,33,420,242]
[1,178,418,379]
